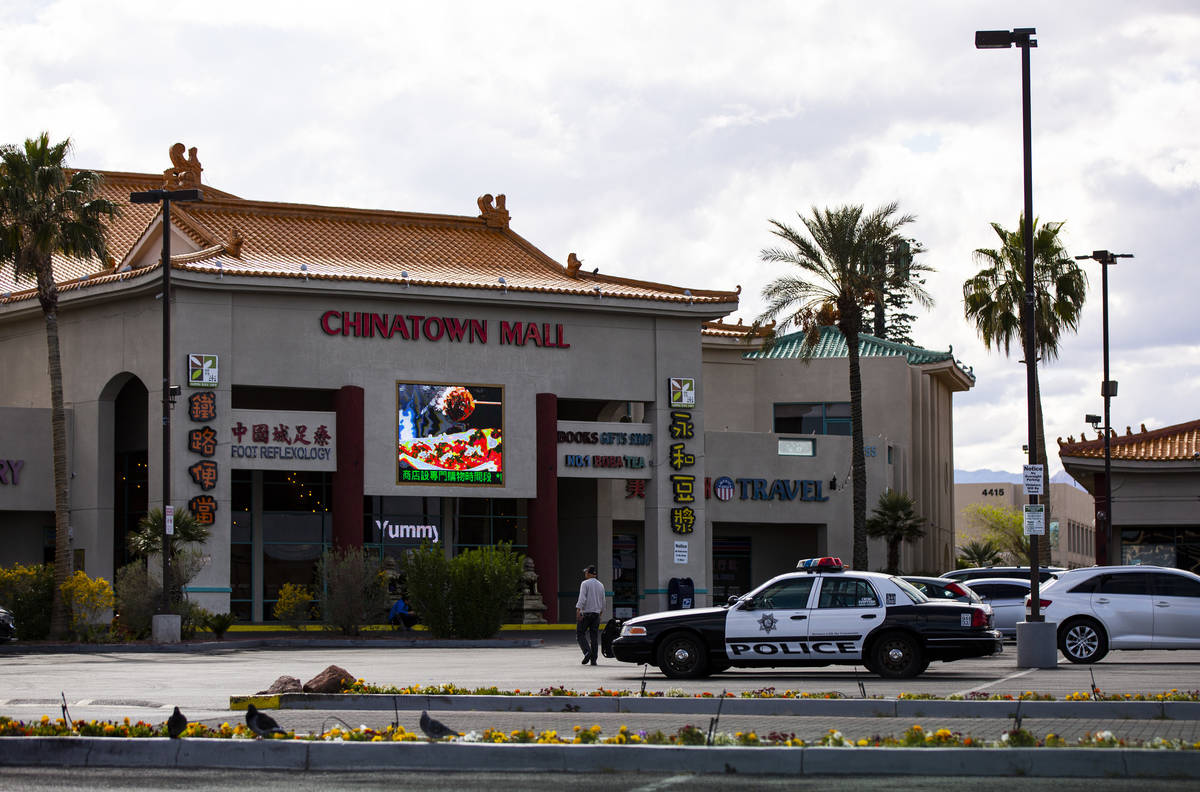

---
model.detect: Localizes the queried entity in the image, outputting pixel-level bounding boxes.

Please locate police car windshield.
[890,576,928,604]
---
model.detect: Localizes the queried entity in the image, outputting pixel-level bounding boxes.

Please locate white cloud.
[3,0,1197,480]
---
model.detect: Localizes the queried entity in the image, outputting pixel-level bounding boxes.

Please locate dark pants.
[577,612,600,660]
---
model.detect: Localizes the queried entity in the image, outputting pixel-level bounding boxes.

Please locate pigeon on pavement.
[419,710,458,741]
[245,703,287,738]
[167,706,187,739]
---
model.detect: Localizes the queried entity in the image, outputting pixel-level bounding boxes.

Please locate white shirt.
[576,576,605,615]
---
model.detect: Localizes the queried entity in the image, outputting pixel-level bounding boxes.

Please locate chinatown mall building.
[0,147,973,622]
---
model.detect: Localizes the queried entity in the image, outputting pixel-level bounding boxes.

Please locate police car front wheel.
[870,632,925,679]
[657,632,710,679]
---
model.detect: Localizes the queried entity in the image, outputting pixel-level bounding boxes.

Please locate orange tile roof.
[701,319,774,339]
[1057,419,1200,462]
[1,163,739,310]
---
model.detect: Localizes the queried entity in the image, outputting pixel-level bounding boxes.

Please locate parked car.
[0,606,14,641]
[1026,565,1200,663]
[941,566,1064,583]
[963,578,1032,638]
[902,576,994,627]
[612,557,1001,680]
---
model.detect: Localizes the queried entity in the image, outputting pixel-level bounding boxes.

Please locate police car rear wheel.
[657,632,710,679]
[871,632,923,679]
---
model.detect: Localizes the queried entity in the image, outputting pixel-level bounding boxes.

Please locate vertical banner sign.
[165,504,175,536]
[186,391,219,526]
[668,376,698,535]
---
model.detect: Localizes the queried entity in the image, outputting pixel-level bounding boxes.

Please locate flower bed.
[340,679,1200,703]
[2,715,1197,750]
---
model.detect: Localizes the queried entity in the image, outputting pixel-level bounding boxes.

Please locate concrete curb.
[0,637,543,654]
[0,738,1196,777]
[247,693,1200,720]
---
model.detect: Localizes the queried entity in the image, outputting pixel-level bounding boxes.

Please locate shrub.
[177,602,208,640]
[316,547,388,636]
[401,543,524,640]
[204,611,236,639]
[400,545,453,638]
[114,562,159,639]
[0,562,54,640]
[59,570,116,642]
[273,582,314,629]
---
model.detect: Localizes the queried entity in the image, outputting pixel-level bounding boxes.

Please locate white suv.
[1028,565,1200,663]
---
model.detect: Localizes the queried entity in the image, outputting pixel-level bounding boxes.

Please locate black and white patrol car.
[611,557,1002,679]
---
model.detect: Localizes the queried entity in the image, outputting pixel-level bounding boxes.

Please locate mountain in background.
[954,468,1086,489]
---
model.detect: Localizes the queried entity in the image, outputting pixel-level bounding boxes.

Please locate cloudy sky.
[3,1,1197,478]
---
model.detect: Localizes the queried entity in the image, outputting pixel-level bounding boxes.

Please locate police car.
[611,557,1002,679]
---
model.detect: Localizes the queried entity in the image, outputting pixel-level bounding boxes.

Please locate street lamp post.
[976,26,1057,667]
[1076,250,1133,565]
[128,187,203,625]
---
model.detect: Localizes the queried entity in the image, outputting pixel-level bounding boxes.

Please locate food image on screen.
[396,382,503,485]
[437,386,476,422]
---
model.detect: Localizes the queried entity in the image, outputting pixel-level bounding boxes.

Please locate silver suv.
[1028,565,1200,663]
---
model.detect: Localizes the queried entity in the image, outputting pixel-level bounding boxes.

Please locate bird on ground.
[167,706,187,739]
[419,710,458,741]
[245,703,287,738]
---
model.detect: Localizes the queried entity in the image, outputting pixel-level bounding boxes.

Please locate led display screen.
[396,382,503,485]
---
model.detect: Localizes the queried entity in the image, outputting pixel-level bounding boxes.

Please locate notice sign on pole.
[165,505,175,536]
[674,541,689,564]
[1022,464,1044,495]
[1023,504,1045,535]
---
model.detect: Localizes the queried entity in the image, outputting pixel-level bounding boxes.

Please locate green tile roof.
[745,325,959,367]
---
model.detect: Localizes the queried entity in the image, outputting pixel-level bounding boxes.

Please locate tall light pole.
[976,26,1056,667]
[975,26,1042,614]
[1076,249,1132,565]
[128,187,202,618]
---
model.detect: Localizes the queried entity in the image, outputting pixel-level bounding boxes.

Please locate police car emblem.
[757,612,778,634]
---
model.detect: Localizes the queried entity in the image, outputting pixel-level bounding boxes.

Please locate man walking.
[576,564,604,665]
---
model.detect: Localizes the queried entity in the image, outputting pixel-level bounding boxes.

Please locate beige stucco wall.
[954,481,1096,568]
[701,336,966,576]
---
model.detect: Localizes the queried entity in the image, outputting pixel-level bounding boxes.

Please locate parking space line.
[630,774,695,792]
[951,666,1037,698]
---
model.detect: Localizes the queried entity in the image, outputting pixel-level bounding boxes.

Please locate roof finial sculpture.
[566,252,582,277]
[477,193,510,229]
[224,226,244,258]
[163,143,202,188]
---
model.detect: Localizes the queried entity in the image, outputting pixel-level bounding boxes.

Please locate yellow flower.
[573,725,582,732]
[857,739,869,746]
[590,724,601,733]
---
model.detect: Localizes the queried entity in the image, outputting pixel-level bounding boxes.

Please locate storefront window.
[712,537,752,601]
[454,498,528,553]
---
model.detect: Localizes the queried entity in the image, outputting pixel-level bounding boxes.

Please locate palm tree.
[956,538,1004,569]
[865,490,926,575]
[757,203,919,571]
[0,134,119,638]
[962,216,1087,563]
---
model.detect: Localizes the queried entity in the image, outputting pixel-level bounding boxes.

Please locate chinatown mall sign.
[320,311,570,348]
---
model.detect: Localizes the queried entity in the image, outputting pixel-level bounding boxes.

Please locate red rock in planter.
[303,665,354,693]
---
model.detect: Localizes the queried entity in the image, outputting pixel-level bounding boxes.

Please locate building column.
[332,385,364,548]
[531,393,560,622]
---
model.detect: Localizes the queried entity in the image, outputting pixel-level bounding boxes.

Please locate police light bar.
[796,557,844,572]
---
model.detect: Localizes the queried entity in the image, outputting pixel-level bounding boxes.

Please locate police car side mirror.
[727,596,740,608]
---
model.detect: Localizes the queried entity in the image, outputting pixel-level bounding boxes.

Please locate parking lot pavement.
[1,638,1198,735]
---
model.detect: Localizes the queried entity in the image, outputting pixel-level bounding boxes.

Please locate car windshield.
[889,576,928,604]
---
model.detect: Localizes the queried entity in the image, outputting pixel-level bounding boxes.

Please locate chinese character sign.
[666,395,699,536]
[226,409,338,471]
